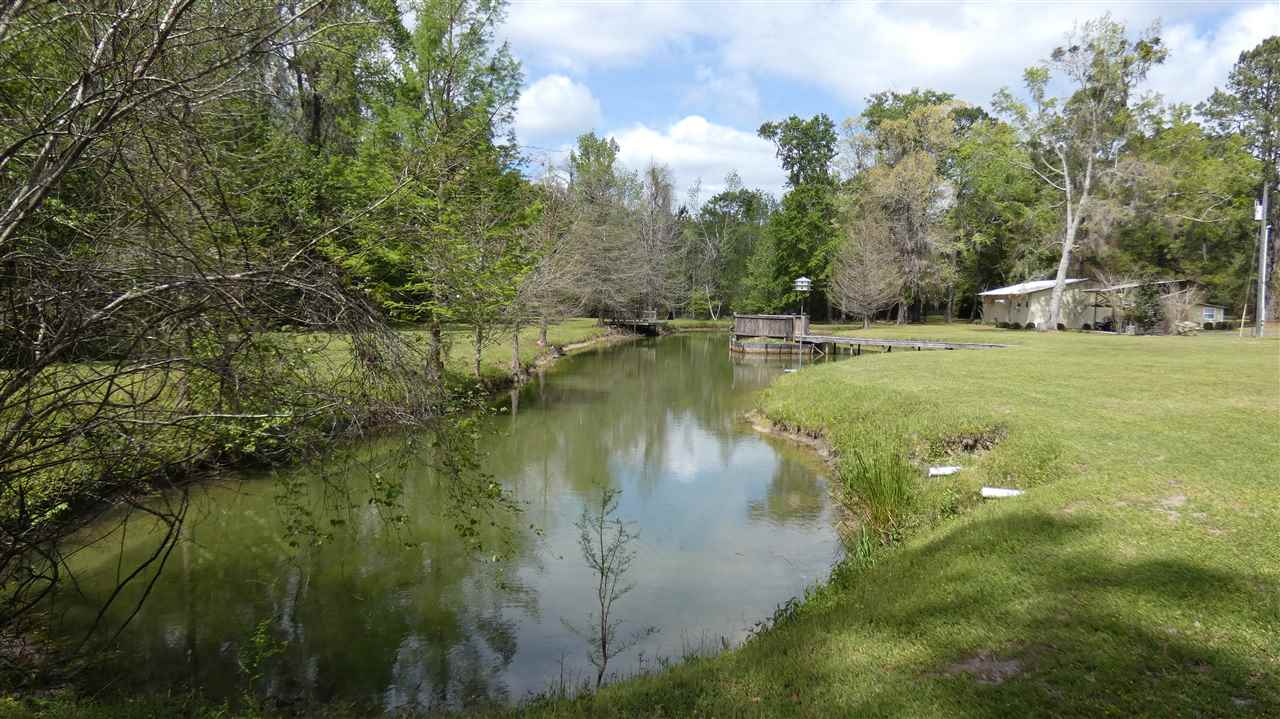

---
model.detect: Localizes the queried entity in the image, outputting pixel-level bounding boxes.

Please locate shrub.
[1203,322,1214,331]
[996,321,1008,329]
[1056,323,1066,331]
[1082,323,1092,331]
[1215,321,1231,331]
[1024,322,1037,330]
[1132,283,1164,334]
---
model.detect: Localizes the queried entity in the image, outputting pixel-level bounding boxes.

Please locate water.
[51,333,842,711]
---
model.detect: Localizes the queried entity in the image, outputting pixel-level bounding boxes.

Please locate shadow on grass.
[557,510,1277,718]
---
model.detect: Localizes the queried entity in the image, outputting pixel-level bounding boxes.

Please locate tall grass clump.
[840,442,917,542]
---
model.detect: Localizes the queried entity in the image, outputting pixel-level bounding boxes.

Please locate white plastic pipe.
[980,487,1024,498]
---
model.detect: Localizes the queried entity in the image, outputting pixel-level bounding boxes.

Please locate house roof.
[1084,278,1188,293]
[979,279,1088,297]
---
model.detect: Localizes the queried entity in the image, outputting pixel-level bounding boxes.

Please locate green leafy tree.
[862,88,956,130]
[323,0,528,379]
[566,132,634,318]
[844,103,959,322]
[758,115,839,314]
[948,117,1060,314]
[994,14,1167,331]
[740,232,786,313]
[1201,36,1279,317]
[1100,111,1260,309]
[685,173,775,317]
[1131,282,1165,334]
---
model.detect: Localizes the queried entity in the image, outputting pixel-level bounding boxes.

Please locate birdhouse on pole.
[793,276,812,293]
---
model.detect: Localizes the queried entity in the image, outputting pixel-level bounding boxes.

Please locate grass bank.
[8,325,1278,718]
[436,318,614,384]
[504,325,1280,717]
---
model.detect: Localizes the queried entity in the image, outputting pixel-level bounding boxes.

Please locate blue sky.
[499,0,1278,198]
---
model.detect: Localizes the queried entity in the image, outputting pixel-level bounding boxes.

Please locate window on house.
[1202,307,1217,321]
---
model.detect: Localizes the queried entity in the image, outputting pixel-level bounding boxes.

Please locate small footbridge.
[603,310,668,335]
[731,314,1007,354]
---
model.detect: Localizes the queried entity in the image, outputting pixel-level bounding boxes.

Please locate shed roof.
[979,279,1087,297]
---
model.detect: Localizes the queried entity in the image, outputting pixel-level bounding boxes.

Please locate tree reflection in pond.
[51,334,843,710]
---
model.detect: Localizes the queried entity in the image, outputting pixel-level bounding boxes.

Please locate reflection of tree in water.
[748,450,828,525]
[50,436,538,711]
[49,332,835,710]
[493,335,768,507]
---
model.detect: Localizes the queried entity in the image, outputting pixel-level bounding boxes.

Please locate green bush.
[1215,321,1231,331]
[996,321,1008,329]
[1203,322,1214,331]
[1024,322,1037,330]
[1082,323,1092,331]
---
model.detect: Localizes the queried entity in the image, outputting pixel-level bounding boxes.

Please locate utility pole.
[1258,182,1270,337]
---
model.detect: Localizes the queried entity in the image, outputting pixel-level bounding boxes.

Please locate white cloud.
[514,74,603,142]
[1147,4,1280,107]
[609,116,785,199]
[502,1,1264,112]
[502,1,698,71]
[710,1,1194,106]
[505,3,1272,198]
[683,66,761,123]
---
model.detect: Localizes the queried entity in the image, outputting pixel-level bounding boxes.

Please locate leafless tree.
[564,486,655,689]
[514,163,586,357]
[633,164,685,317]
[831,210,905,328]
[1160,283,1206,334]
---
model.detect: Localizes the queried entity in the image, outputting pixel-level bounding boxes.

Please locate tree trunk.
[1046,224,1077,331]
[427,320,444,383]
[539,314,549,348]
[1046,152,1090,331]
[473,325,484,378]
[945,287,955,323]
[511,322,521,377]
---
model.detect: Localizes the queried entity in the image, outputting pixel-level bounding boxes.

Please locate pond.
[51,333,844,712]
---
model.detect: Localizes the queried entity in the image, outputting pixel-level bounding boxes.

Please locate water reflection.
[53,334,841,710]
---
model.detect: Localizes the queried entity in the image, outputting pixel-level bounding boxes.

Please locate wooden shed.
[733,314,809,339]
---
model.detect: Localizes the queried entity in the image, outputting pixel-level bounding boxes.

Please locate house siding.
[1189,304,1225,323]
[983,284,1094,328]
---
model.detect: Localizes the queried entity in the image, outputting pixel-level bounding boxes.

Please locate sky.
[500,0,1278,199]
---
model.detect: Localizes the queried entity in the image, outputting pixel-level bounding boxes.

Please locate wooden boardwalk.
[730,314,1009,354]
[796,334,1008,352]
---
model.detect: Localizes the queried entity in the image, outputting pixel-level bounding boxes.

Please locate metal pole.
[1259,182,1270,337]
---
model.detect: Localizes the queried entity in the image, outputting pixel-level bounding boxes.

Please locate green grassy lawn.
[503,324,1280,717]
[437,318,611,382]
[292,318,611,385]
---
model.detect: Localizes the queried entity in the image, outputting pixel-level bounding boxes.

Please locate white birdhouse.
[793,276,812,293]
